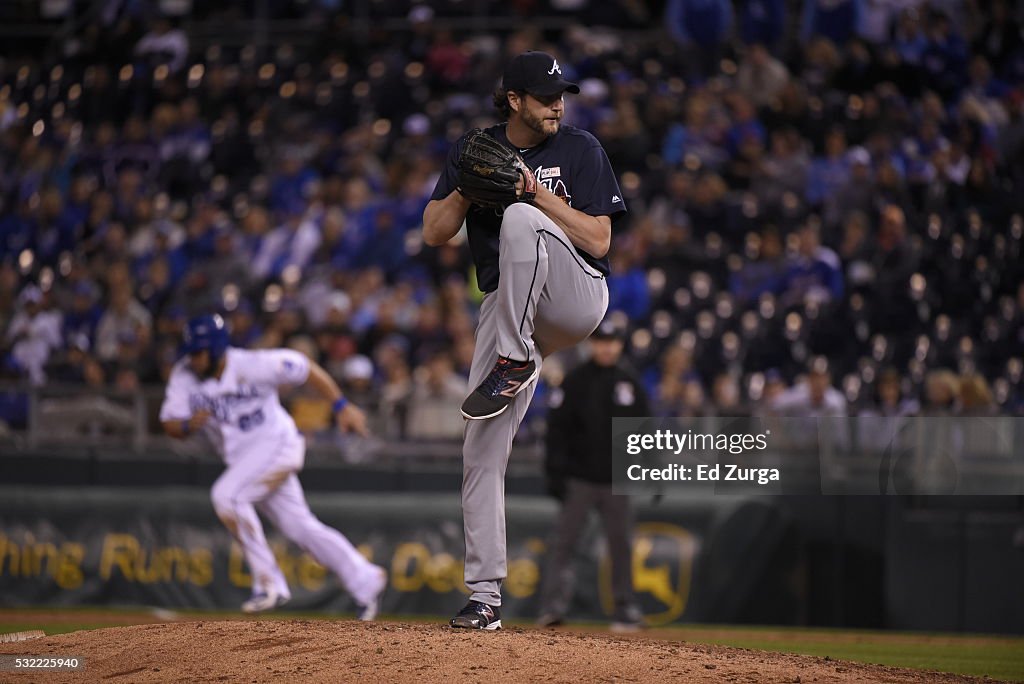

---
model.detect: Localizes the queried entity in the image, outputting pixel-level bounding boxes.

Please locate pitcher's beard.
[522,108,560,137]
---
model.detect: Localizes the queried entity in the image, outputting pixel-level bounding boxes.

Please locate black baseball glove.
[456,129,537,209]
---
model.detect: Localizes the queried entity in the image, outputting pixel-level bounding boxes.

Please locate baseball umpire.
[422,51,626,630]
[537,319,648,631]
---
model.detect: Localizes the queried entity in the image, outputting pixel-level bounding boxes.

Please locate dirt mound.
[0,620,993,682]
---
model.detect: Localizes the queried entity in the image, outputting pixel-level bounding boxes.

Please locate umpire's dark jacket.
[545,359,650,486]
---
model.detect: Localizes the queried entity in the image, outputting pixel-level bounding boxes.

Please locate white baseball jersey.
[160,347,311,463]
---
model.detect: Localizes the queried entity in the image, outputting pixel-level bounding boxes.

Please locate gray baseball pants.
[462,202,609,606]
[539,478,637,620]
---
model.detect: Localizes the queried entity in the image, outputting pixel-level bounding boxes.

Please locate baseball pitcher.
[422,51,626,629]
[160,314,387,618]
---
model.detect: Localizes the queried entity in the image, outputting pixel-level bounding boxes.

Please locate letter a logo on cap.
[548,59,561,75]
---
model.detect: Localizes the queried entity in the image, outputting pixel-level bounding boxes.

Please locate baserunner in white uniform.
[160,314,387,617]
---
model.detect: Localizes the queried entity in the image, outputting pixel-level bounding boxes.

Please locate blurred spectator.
[661,93,729,169]
[737,0,786,52]
[227,303,262,349]
[780,220,844,307]
[405,351,468,439]
[379,350,413,439]
[665,0,733,78]
[687,173,729,240]
[730,226,786,304]
[725,93,767,161]
[959,372,997,416]
[869,204,918,334]
[920,9,969,101]
[62,280,104,346]
[801,0,863,46]
[607,235,650,321]
[711,371,746,415]
[269,152,319,217]
[95,284,152,361]
[771,358,850,455]
[157,98,212,198]
[971,0,1022,74]
[772,358,847,417]
[647,170,693,236]
[807,127,851,208]
[923,368,961,415]
[0,198,36,263]
[679,373,709,417]
[196,226,253,298]
[860,0,918,45]
[134,18,189,74]
[47,334,105,387]
[759,368,788,410]
[752,127,809,209]
[802,36,843,95]
[856,366,919,453]
[426,29,470,88]
[736,43,790,108]
[892,6,928,65]
[838,211,873,290]
[862,366,920,417]
[648,345,694,415]
[340,354,380,413]
[3,286,63,385]
[825,146,874,229]
[252,211,322,282]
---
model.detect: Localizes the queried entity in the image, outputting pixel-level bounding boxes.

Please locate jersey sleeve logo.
[281,358,307,382]
[612,195,621,203]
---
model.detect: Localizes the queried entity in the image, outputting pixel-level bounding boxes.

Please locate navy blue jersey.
[431,123,626,293]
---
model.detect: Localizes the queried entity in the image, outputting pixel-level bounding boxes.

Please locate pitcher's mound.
[0,620,989,682]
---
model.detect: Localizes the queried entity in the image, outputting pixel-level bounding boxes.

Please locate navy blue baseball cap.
[591,319,625,341]
[503,51,580,97]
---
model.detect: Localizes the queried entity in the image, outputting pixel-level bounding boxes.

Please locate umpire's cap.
[503,51,580,97]
[591,319,625,341]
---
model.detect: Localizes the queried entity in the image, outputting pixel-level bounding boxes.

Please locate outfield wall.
[0,486,1020,633]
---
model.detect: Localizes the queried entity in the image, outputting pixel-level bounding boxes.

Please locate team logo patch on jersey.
[540,166,561,179]
[534,164,572,206]
[615,381,636,406]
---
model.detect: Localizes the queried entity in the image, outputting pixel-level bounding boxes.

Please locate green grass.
[665,625,1024,682]
[0,623,103,636]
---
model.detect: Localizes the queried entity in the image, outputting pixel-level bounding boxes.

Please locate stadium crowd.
[1,0,1023,441]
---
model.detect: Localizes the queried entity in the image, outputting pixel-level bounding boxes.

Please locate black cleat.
[536,613,564,628]
[461,357,538,420]
[610,605,645,632]
[450,600,502,630]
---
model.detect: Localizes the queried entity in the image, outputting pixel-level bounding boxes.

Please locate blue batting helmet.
[182,314,229,360]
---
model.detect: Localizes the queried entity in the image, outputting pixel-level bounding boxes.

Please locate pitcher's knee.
[500,202,542,238]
